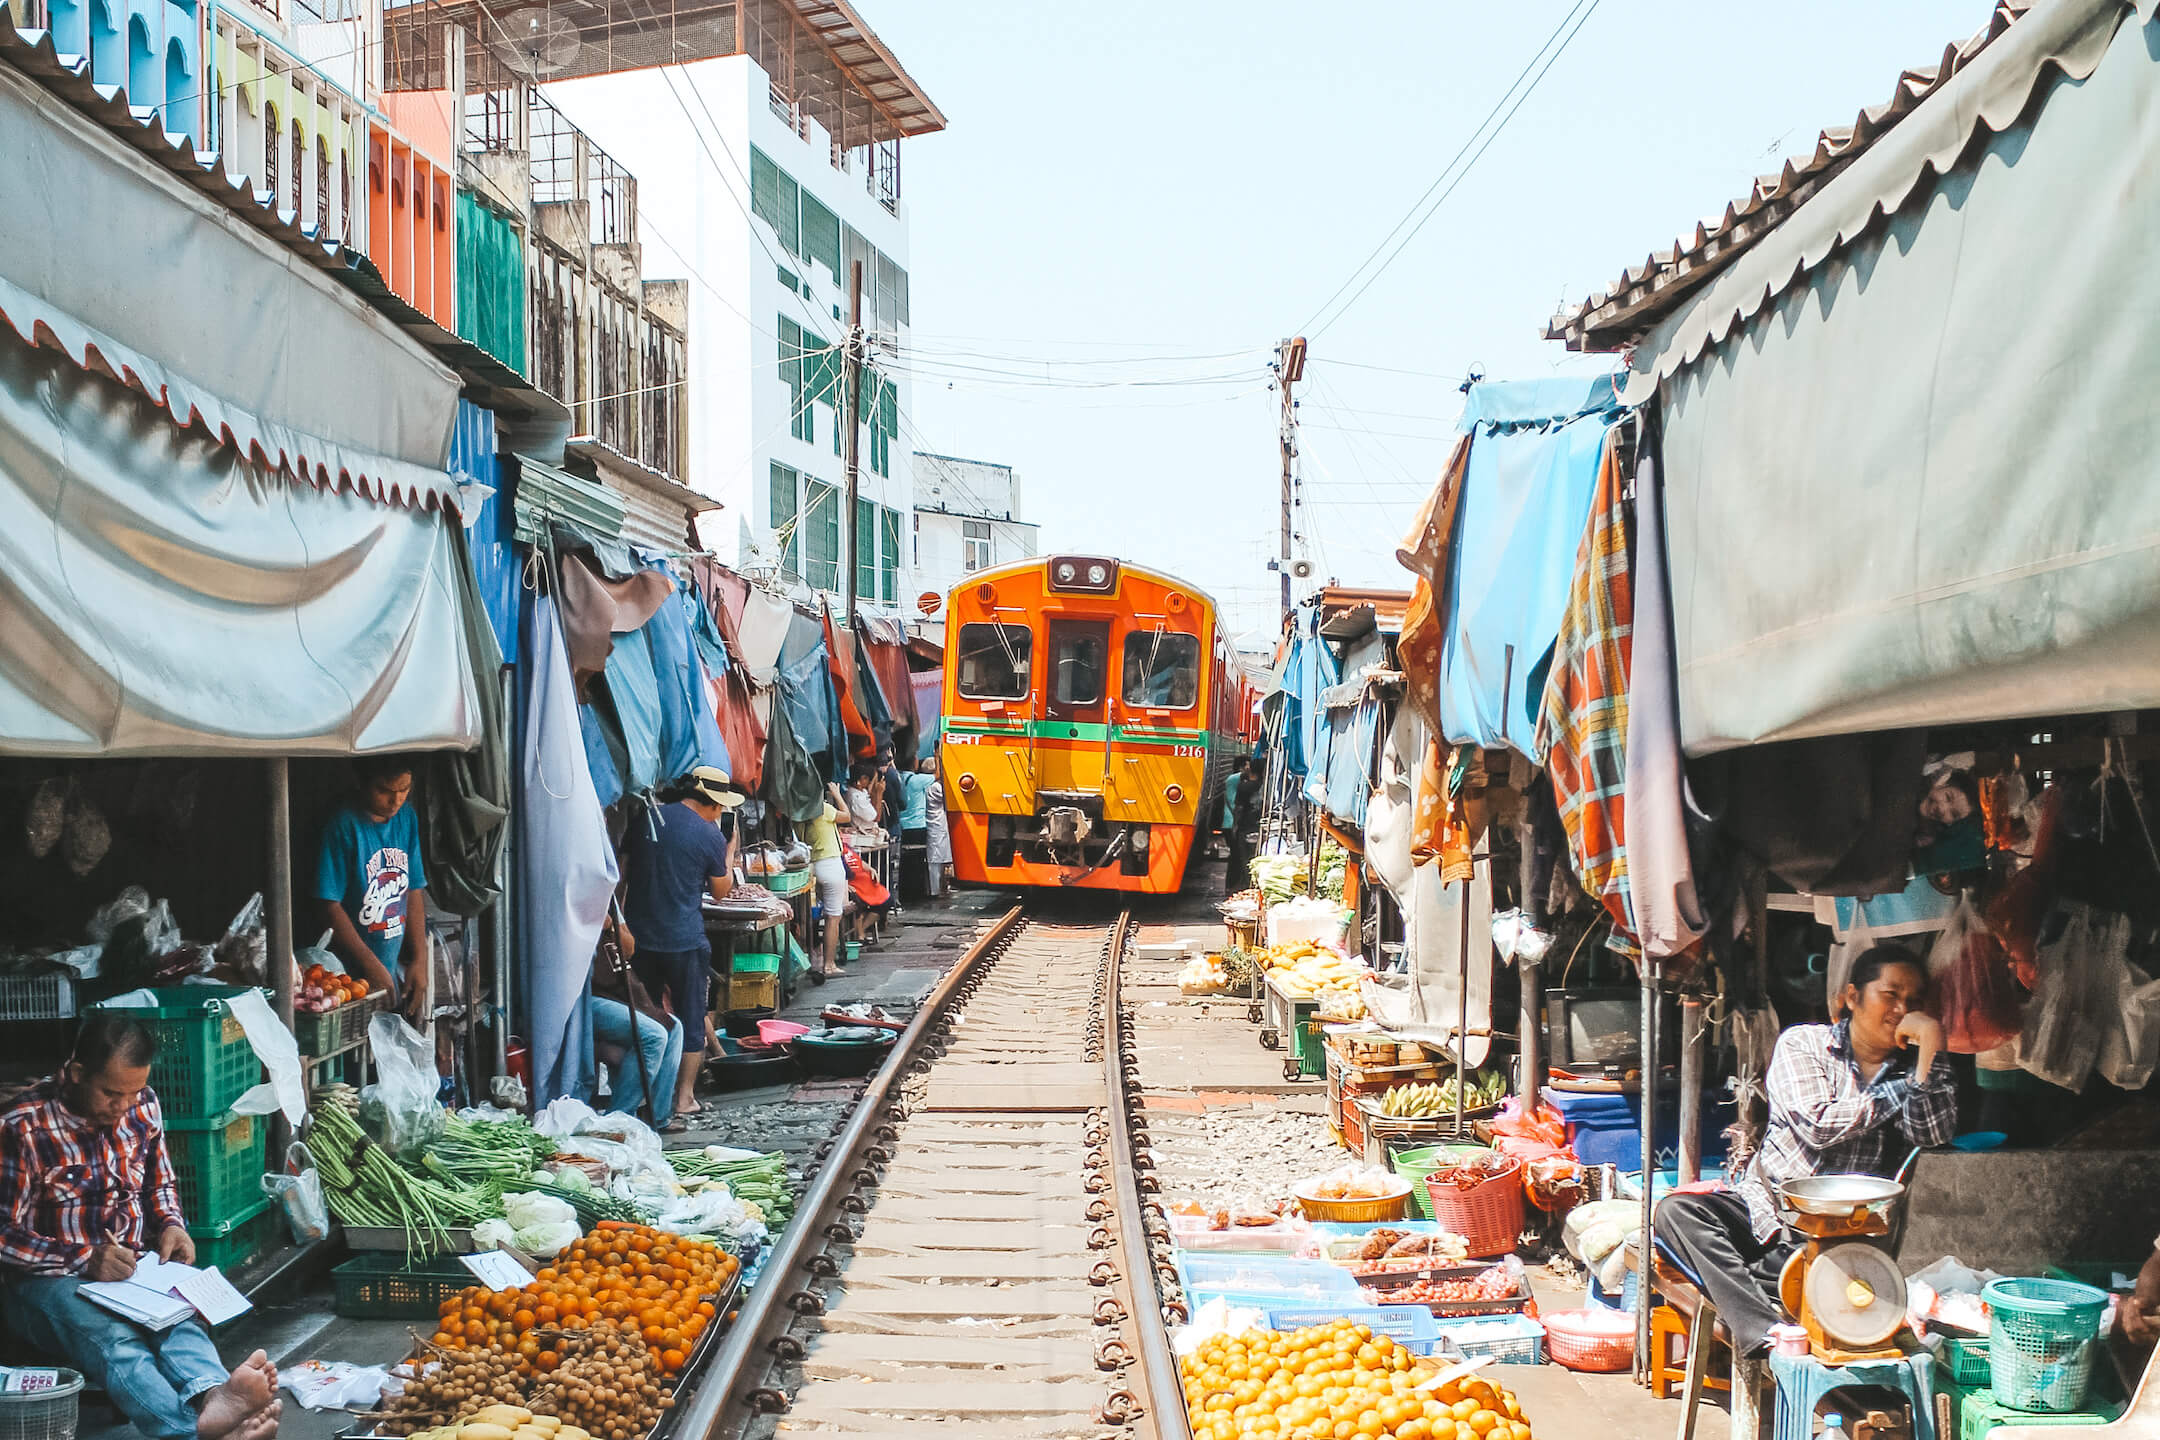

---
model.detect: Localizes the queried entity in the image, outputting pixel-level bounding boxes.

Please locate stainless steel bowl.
[1776,1174,1905,1216]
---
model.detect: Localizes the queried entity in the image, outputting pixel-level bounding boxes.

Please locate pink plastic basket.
[756,1019,811,1048]
[1542,1308,1636,1372]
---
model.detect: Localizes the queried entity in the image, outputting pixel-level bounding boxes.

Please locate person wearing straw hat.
[619,766,742,1125]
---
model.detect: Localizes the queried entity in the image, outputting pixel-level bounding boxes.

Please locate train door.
[1038,616,1111,798]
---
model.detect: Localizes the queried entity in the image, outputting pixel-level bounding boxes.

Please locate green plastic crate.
[189,1199,277,1273]
[733,952,782,976]
[333,1253,478,1319]
[1961,1388,2121,1439]
[104,986,266,1122]
[1292,1017,1326,1077]
[166,1110,266,1226]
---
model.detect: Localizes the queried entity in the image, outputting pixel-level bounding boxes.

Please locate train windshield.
[956,622,1032,700]
[1122,630,1201,709]
[1047,620,1108,707]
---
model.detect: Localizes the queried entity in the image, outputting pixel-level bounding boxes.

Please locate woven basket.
[1293,1182,1411,1224]
[1424,1157,1526,1258]
[1543,1310,1636,1373]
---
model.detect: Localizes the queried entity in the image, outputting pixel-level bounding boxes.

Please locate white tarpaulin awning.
[1637,0,2160,752]
[0,338,483,755]
[0,50,479,756]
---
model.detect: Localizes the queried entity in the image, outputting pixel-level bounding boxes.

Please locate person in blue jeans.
[588,994,684,1131]
[0,1016,282,1440]
[621,767,741,1123]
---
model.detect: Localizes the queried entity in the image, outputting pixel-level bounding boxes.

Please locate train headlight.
[1055,561,1077,585]
[1164,783,1185,804]
[1130,825,1150,851]
[1087,563,1107,585]
[957,773,978,794]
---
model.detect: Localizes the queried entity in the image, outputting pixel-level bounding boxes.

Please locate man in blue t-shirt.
[620,766,740,1122]
[316,755,430,1025]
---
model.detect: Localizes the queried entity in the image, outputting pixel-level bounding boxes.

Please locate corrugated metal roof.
[1545,1,2039,354]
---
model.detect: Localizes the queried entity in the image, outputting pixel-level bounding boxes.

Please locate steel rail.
[1101,910,1193,1440]
[682,902,1027,1440]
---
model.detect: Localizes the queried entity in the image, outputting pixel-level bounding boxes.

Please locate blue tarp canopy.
[1438,376,1623,750]
[1275,605,1339,782]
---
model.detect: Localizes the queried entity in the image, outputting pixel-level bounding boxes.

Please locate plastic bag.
[263,1142,329,1244]
[1927,898,2025,1055]
[214,894,267,986]
[2019,904,2126,1092]
[358,1014,444,1162]
[86,886,151,943]
[280,1360,391,1412]
[2099,959,2160,1091]
[1488,1097,1570,1163]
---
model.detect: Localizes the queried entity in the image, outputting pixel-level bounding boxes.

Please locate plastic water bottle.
[1819,1415,1851,1440]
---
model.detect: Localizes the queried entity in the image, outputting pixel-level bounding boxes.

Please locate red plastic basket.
[1424,1157,1527,1258]
[1542,1309,1636,1372]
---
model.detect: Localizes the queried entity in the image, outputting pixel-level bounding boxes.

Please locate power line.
[1297,0,1606,339]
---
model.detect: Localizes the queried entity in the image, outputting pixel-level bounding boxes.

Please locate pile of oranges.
[301,964,372,1007]
[1180,1320,1534,1440]
[428,1223,738,1374]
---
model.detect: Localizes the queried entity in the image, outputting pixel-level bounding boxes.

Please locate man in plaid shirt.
[1654,946,1957,1355]
[0,1015,280,1440]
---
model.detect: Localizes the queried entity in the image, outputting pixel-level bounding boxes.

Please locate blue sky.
[863,0,1983,641]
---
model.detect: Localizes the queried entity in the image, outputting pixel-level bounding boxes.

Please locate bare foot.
[228,1401,280,1440]
[196,1360,276,1439]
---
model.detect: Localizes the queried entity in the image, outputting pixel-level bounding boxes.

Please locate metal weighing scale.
[1775,1175,1911,1364]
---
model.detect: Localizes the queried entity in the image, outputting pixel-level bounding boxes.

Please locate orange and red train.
[937,556,1257,894]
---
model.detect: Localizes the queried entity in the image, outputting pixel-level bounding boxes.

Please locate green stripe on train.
[943,721,1214,748]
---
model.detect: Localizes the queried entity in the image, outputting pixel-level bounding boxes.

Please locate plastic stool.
[1771,1353,1937,1440]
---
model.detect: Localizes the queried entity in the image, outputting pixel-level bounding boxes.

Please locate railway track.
[675,904,1193,1440]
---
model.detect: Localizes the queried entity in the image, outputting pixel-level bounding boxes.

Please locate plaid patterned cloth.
[1533,436,1636,945]
[0,1079,185,1275]
[1736,1020,1958,1240]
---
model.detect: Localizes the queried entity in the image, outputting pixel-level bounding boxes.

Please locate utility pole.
[842,259,865,619]
[1276,335,1307,624]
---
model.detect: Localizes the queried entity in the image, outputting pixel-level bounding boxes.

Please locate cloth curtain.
[735,589,793,687]
[601,630,663,796]
[518,593,615,1107]
[1624,459,1707,961]
[1395,437,1471,736]
[0,338,479,756]
[1532,436,1637,946]
[416,522,511,916]
[711,670,766,792]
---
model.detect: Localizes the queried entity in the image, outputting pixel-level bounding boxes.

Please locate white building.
[542,5,943,610]
[912,452,1040,606]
